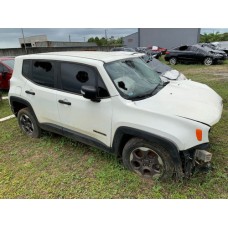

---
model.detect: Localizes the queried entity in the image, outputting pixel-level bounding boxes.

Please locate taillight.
[165,51,170,55]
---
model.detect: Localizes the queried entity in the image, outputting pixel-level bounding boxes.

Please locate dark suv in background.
[164,45,225,66]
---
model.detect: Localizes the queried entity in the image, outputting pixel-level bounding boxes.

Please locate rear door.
[22,59,61,127]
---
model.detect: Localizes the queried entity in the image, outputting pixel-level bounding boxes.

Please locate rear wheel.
[122,138,174,180]
[169,57,177,65]
[204,57,213,66]
[18,108,41,138]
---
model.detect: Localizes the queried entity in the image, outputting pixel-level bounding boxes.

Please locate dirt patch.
[213,72,228,77]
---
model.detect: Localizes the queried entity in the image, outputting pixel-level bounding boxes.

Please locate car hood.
[134,80,223,126]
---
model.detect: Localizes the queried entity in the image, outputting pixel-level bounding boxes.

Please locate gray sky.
[0,28,228,49]
[0,28,137,48]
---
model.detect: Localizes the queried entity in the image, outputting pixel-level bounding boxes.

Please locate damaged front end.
[180,144,212,179]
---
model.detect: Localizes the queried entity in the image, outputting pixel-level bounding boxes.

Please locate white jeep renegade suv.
[9,51,223,180]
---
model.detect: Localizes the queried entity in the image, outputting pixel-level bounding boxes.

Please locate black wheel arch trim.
[9,96,37,119]
[112,126,182,166]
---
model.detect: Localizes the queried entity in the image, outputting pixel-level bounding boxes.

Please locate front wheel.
[18,107,41,138]
[122,138,175,180]
[169,57,177,65]
[204,57,213,66]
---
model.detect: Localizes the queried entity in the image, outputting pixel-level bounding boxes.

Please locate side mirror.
[81,85,100,102]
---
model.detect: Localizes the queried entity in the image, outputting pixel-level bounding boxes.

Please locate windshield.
[105,57,161,100]
[147,57,172,74]
[2,59,15,69]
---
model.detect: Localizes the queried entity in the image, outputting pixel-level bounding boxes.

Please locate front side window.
[60,62,96,94]
[32,61,54,88]
[105,57,161,100]
[60,62,109,98]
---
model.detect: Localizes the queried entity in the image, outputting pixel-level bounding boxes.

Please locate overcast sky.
[0,28,137,49]
[0,28,228,49]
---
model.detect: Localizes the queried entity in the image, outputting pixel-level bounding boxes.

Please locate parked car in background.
[141,54,187,82]
[211,42,228,55]
[135,47,161,59]
[0,57,15,90]
[145,49,162,59]
[147,46,167,55]
[195,43,227,60]
[165,45,224,66]
[110,47,136,52]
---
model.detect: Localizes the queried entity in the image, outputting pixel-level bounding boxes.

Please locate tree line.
[87,37,123,46]
[200,32,228,43]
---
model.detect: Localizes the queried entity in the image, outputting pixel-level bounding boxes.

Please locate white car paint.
[9,51,223,152]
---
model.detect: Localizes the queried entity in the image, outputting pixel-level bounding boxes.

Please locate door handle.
[58,99,71,105]
[25,90,35,95]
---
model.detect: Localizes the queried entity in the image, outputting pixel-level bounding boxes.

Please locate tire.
[169,57,177,65]
[18,107,41,138]
[122,138,175,180]
[204,57,213,66]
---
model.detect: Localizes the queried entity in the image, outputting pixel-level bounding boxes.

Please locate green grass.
[0,99,12,119]
[0,62,228,199]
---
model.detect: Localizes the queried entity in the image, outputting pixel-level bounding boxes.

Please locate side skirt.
[39,123,111,154]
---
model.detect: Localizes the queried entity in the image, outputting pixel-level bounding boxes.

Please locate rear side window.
[32,61,54,88]
[22,60,31,78]
[60,62,96,94]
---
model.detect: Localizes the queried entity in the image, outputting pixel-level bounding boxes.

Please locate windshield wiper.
[131,81,169,101]
[131,84,160,101]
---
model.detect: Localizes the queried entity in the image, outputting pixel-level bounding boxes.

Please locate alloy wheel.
[20,114,34,135]
[129,147,164,178]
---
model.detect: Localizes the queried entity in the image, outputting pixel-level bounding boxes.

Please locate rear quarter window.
[22,59,31,78]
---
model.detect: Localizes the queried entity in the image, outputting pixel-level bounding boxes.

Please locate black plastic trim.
[9,96,36,117]
[180,143,210,153]
[40,123,110,153]
[112,126,181,166]
[93,130,107,136]
[39,123,63,135]
[63,127,110,153]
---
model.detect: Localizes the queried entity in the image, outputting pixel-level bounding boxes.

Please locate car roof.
[0,57,15,61]
[19,51,143,63]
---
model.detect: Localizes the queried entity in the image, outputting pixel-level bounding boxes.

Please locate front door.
[56,61,112,147]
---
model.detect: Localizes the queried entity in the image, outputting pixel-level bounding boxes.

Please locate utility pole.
[69,34,71,42]
[105,29,107,40]
[21,28,27,54]
[83,37,86,42]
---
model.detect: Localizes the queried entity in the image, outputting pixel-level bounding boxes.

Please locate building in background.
[123,32,138,48]
[19,35,48,48]
[123,28,201,49]
[19,35,97,48]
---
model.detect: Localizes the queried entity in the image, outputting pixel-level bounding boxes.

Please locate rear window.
[32,61,54,88]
